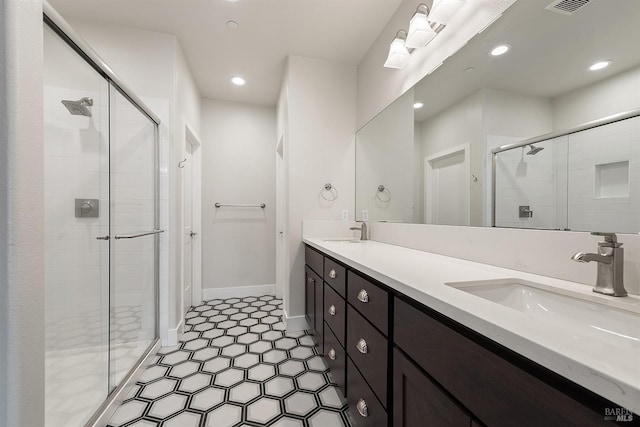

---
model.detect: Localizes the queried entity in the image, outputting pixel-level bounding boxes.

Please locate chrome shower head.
[61,97,93,117]
[526,144,544,155]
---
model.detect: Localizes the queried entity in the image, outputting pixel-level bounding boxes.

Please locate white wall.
[279,56,357,322]
[200,99,277,291]
[356,0,516,128]
[553,66,640,130]
[67,20,202,343]
[0,1,45,426]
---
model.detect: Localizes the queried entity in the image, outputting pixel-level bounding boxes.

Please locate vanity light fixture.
[383,1,465,69]
[384,30,411,69]
[429,0,466,25]
[413,102,424,109]
[405,4,437,49]
[490,44,511,56]
[230,76,246,86]
[589,60,611,71]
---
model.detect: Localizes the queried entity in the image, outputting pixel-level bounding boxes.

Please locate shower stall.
[43,7,161,427]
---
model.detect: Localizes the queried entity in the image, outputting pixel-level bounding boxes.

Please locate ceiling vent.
[545,0,592,15]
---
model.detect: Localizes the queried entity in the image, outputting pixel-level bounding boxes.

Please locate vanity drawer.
[305,245,324,277]
[324,283,346,346]
[394,297,607,427]
[324,323,346,394]
[324,257,346,296]
[347,305,387,407]
[347,358,387,427]
[348,271,388,336]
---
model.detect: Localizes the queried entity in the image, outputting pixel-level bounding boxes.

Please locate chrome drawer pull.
[328,348,336,360]
[328,305,336,316]
[356,399,369,418]
[356,338,368,354]
[357,289,369,303]
[308,277,315,284]
[329,269,337,279]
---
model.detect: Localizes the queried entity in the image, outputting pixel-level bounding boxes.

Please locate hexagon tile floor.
[106,295,351,427]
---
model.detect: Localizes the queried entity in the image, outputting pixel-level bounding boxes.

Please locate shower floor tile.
[106,296,351,427]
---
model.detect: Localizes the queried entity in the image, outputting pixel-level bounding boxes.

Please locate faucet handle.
[591,232,622,247]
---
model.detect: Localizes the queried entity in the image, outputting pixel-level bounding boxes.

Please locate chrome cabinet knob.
[356,399,369,418]
[356,338,368,354]
[328,348,336,360]
[329,269,336,279]
[328,305,336,316]
[308,277,315,284]
[357,289,369,303]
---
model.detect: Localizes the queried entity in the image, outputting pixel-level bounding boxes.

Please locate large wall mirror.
[355,0,640,233]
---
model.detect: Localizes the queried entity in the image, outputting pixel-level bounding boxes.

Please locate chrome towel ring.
[376,185,391,202]
[321,183,338,201]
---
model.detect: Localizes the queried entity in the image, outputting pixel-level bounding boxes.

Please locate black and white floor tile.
[107,295,351,427]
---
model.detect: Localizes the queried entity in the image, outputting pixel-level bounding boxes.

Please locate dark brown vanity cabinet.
[304,244,628,427]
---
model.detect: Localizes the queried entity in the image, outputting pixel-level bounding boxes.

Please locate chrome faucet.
[572,232,627,297]
[349,222,368,241]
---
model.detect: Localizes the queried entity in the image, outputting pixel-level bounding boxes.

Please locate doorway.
[182,124,202,321]
[425,144,470,225]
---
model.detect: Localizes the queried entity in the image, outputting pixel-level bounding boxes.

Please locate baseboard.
[165,318,183,347]
[284,309,309,332]
[202,284,277,301]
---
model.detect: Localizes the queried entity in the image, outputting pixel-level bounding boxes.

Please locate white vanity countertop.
[303,237,640,414]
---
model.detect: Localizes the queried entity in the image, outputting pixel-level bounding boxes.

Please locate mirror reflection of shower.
[526,144,544,155]
[61,96,93,117]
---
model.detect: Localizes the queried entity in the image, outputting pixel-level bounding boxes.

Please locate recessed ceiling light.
[226,21,239,30]
[589,60,611,71]
[230,76,246,86]
[413,102,424,109]
[490,44,511,56]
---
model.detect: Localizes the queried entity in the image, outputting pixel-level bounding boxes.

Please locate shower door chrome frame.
[43,3,162,426]
[491,108,640,227]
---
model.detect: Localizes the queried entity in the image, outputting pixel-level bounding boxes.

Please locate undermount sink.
[447,279,640,350]
[322,238,364,243]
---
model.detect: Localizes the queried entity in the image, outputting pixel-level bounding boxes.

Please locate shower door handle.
[96,235,110,240]
[114,229,165,240]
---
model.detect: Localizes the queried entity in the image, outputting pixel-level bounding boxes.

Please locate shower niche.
[43,17,159,427]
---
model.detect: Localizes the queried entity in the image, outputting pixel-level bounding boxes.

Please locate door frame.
[182,120,202,318]
[424,143,470,225]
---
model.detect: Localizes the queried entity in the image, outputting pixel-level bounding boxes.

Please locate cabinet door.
[314,278,324,352]
[305,267,315,335]
[393,348,471,427]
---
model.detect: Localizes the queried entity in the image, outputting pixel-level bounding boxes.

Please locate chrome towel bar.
[215,203,266,209]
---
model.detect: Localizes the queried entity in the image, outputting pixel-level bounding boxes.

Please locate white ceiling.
[413,0,640,121]
[49,0,404,106]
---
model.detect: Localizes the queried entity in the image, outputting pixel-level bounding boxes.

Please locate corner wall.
[280,56,357,322]
[0,1,45,425]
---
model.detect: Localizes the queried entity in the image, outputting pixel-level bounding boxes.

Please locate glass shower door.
[109,85,158,388]
[43,24,111,427]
